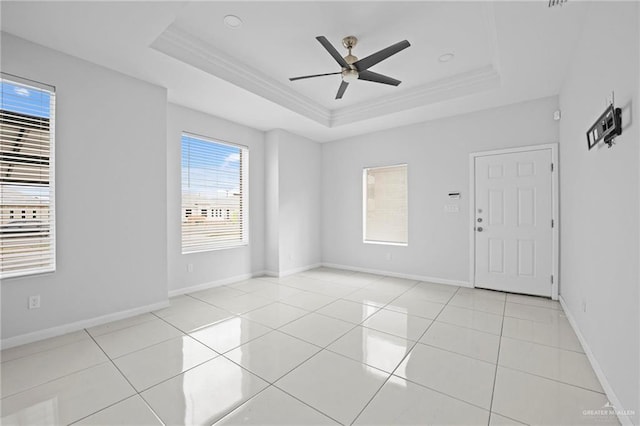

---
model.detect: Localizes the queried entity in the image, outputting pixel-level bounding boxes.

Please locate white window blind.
[0,75,56,278]
[363,164,408,245]
[181,133,248,253]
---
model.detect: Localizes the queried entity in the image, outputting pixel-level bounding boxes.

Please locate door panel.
[474,149,552,297]
[488,239,504,273]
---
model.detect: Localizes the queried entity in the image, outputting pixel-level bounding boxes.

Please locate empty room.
[0,1,638,425]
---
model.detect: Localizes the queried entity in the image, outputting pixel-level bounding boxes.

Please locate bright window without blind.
[363,164,408,245]
[181,133,248,253]
[0,75,56,278]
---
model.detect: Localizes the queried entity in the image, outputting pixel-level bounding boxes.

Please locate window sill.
[1,268,56,281]
[182,242,248,255]
[363,240,408,247]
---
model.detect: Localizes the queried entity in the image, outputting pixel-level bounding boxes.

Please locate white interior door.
[474,149,553,297]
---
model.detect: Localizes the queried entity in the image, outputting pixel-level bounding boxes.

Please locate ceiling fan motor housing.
[342,36,359,67]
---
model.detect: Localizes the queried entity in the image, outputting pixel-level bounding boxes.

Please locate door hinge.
[551,219,554,228]
[551,163,554,172]
[551,275,554,284]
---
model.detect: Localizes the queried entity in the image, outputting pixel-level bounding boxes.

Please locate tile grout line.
[0,335,127,401]
[208,384,276,425]
[415,340,498,365]
[386,373,500,414]
[498,333,586,354]
[1,360,112,402]
[348,285,463,425]
[486,292,508,426]
[0,329,92,365]
[182,292,274,317]
[269,384,345,425]
[495,364,608,395]
[84,314,158,339]
[68,394,162,425]
[82,331,166,425]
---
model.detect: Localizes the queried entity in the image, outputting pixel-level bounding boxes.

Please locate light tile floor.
[1,268,620,425]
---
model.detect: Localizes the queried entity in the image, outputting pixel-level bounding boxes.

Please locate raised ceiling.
[1,1,588,142]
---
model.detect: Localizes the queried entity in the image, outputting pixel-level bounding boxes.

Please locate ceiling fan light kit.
[342,68,359,83]
[289,35,410,100]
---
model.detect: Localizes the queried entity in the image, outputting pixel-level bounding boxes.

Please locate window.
[0,75,56,278]
[363,164,408,245]
[181,133,248,253]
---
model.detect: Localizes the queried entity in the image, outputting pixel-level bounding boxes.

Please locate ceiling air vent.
[548,0,567,7]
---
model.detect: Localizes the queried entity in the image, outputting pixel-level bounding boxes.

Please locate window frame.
[180,131,249,254]
[0,73,56,279]
[362,163,408,247]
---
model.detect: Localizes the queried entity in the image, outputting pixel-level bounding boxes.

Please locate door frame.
[468,143,559,300]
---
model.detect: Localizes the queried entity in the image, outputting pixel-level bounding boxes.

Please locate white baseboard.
[278,263,322,278]
[168,272,258,297]
[559,296,635,426]
[0,300,170,350]
[260,263,322,278]
[321,262,470,288]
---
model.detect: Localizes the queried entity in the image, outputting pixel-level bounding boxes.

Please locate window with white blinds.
[181,133,248,253]
[363,164,408,245]
[0,75,56,278]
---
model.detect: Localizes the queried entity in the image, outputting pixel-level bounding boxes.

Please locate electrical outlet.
[385,252,392,261]
[28,295,40,309]
[187,263,194,273]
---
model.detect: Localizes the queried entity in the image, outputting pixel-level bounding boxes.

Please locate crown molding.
[330,65,501,127]
[152,25,501,129]
[151,25,331,127]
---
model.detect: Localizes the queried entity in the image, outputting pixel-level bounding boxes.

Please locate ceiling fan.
[290,35,411,100]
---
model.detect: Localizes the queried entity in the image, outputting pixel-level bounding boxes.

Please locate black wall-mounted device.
[587,104,622,150]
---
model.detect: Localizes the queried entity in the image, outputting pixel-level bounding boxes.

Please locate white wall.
[558,2,639,422]
[264,129,322,276]
[167,104,265,294]
[276,130,322,274]
[322,97,559,283]
[1,34,168,343]
[264,132,279,274]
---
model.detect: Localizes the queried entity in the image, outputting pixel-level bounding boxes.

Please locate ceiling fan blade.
[353,40,411,71]
[335,80,349,99]
[289,72,341,81]
[316,36,350,68]
[358,70,401,86]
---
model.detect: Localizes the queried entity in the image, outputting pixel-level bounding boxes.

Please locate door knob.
[477,227,484,232]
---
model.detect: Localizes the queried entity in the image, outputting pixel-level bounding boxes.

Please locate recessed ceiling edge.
[151,25,501,129]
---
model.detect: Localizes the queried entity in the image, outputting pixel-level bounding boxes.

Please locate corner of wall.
[264,130,280,273]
